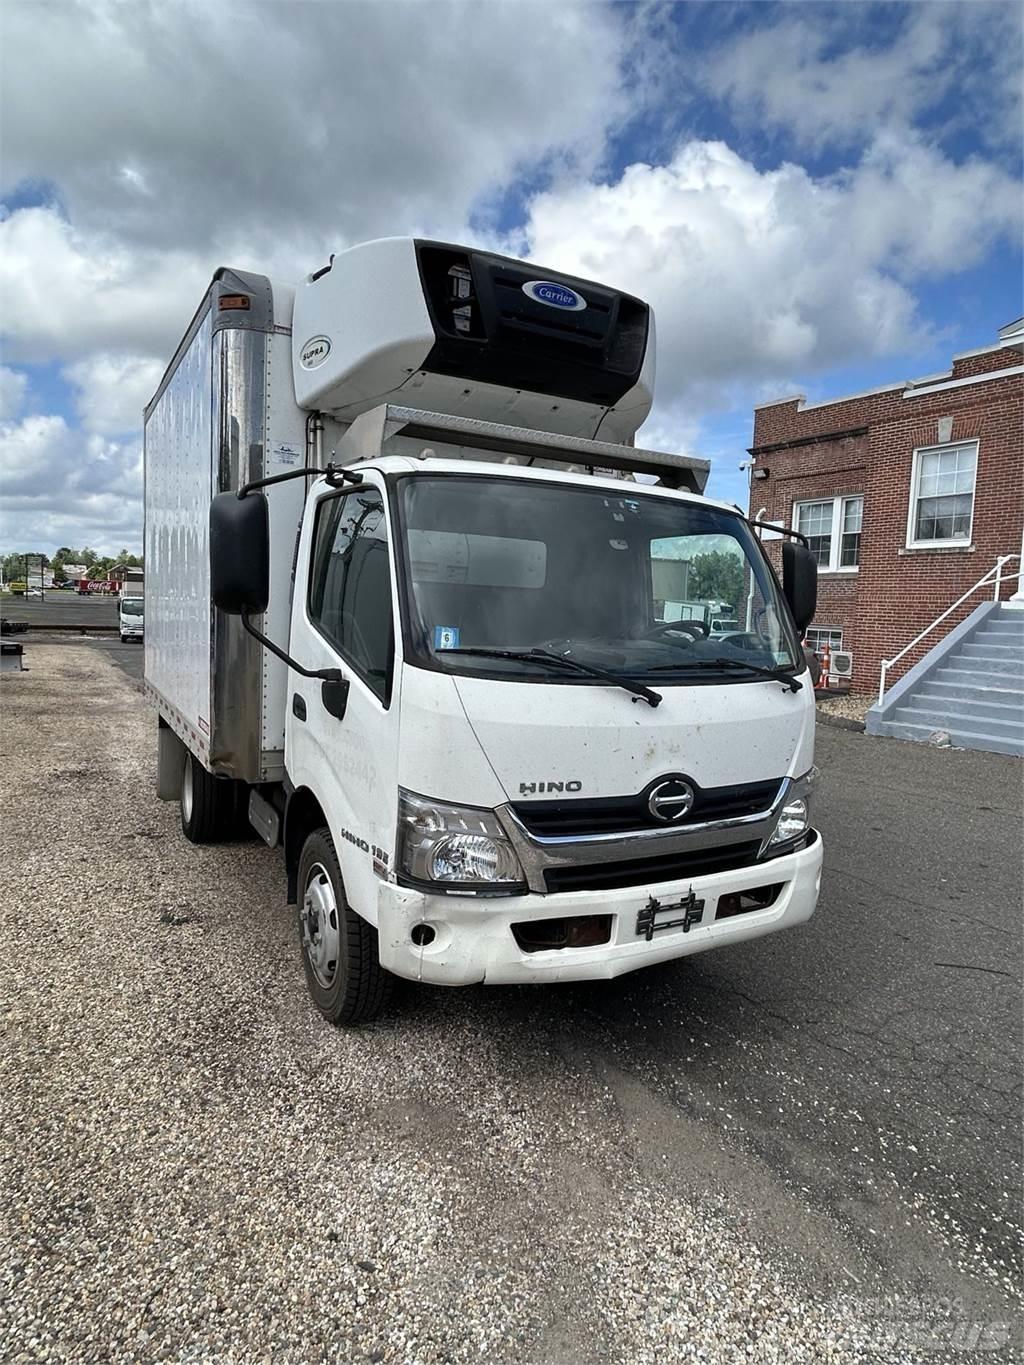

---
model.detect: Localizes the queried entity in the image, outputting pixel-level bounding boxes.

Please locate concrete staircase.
[866,603,1024,756]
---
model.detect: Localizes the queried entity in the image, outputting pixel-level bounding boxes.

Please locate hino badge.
[144,238,822,1024]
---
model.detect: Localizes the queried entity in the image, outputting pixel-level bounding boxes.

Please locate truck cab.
[119,595,144,641]
[145,238,822,1025]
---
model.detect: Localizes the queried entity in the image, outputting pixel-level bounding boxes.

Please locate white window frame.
[906,440,978,550]
[792,495,863,574]
[804,625,844,653]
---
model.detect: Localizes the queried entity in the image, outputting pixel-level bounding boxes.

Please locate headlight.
[767,767,816,849]
[397,789,526,892]
[769,796,808,846]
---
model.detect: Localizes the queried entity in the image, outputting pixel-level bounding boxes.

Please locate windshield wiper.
[646,657,802,693]
[439,647,663,708]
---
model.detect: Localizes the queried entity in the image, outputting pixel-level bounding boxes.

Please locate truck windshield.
[397,476,802,684]
[121,599,143,616]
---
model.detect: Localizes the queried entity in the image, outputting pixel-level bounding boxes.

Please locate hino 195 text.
[144,238,821,1024]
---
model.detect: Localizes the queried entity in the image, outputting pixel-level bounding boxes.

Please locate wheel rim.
[302,862,339,989]
[181,757,194,824]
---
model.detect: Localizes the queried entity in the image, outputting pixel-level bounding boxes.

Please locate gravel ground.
[816,693,874,724]
[0,647,1016,1364]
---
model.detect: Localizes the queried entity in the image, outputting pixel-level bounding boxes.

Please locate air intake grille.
[542,841,764,894]
[415,240,649,407]
[514,779,782,838]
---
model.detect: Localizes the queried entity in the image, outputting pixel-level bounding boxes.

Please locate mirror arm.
[746,518,809,548]
[240,609,342,682]
[237,463,362,499]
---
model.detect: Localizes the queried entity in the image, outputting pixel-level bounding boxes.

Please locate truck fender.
[283,786,329,905]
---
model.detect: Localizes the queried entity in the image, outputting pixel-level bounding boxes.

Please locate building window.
[793,496,863,572]
[907,441,977,548]
[840,496,862,567]
[804,625,843,653]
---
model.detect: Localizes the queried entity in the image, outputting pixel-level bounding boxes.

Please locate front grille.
[542,841,763,894]
[515,778,782,838]
[541,830,814,894]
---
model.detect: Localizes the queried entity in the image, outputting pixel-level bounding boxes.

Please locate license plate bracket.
[635,889,705,942]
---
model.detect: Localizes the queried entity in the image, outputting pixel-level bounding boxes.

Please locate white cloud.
[0,0,632,253]
[0,366,27,422]
[704,4,1023,155]
[0,208,212,363]
[516,135,1022,415]
[64,353,165,435]
[0,413,142,555]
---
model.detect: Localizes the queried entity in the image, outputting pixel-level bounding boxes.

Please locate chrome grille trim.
[496,779,793,894]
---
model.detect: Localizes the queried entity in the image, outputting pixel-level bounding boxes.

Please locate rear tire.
[297,828,391,1025]
[180,751,238,844]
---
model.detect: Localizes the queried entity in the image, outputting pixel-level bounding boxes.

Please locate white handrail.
[877,554,1021,704]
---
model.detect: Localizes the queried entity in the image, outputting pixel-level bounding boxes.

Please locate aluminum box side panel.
[260,327,308,773]
[144,309,214,757]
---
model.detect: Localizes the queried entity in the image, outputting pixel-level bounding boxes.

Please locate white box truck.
[144,238,822,1024]
[119,592,145,641]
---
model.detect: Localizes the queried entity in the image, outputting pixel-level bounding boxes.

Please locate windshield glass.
[121,599,143,616]
[398,476,801,682]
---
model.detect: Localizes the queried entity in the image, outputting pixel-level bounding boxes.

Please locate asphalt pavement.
[1,590,123,629]
[1,640,1021,1363]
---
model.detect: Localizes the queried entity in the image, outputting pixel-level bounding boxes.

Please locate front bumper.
[376,832,822,985]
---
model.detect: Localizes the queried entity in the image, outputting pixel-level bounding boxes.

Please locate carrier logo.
[522,280,587,312]
[299,335,332,369]
[647,779,695,822]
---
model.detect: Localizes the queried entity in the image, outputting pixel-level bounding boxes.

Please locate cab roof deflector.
[331,405,710,494]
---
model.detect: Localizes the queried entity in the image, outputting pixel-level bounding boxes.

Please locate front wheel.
[297,828,391,1025]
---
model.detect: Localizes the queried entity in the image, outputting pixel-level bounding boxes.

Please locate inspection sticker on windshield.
[434,625,461,650]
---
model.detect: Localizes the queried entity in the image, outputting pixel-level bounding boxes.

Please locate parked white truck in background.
[119,594,144,642]
[144,238,822,1024]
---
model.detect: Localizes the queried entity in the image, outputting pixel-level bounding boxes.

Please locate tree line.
[1,547,143,585]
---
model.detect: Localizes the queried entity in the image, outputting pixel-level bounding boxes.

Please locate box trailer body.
[145,268,307,780]
[145,238,822,1025]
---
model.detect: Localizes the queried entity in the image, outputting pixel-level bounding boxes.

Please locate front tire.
[297,828,391,1025]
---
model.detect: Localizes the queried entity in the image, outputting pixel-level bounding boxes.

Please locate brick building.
[748,320,1023,692]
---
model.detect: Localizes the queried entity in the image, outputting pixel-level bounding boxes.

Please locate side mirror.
[781,540,817,634]
[210,492,269,614]
[321,677,350,720]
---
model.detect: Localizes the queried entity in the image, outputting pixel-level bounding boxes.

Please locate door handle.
[292,693,307,721]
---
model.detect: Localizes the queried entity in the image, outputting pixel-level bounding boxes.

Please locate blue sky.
[1,0,1021,552]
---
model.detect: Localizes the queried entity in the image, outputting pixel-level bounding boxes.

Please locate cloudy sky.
[1,0,1021,555]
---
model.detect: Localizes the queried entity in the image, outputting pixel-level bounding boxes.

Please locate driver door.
[286,474,400,921]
